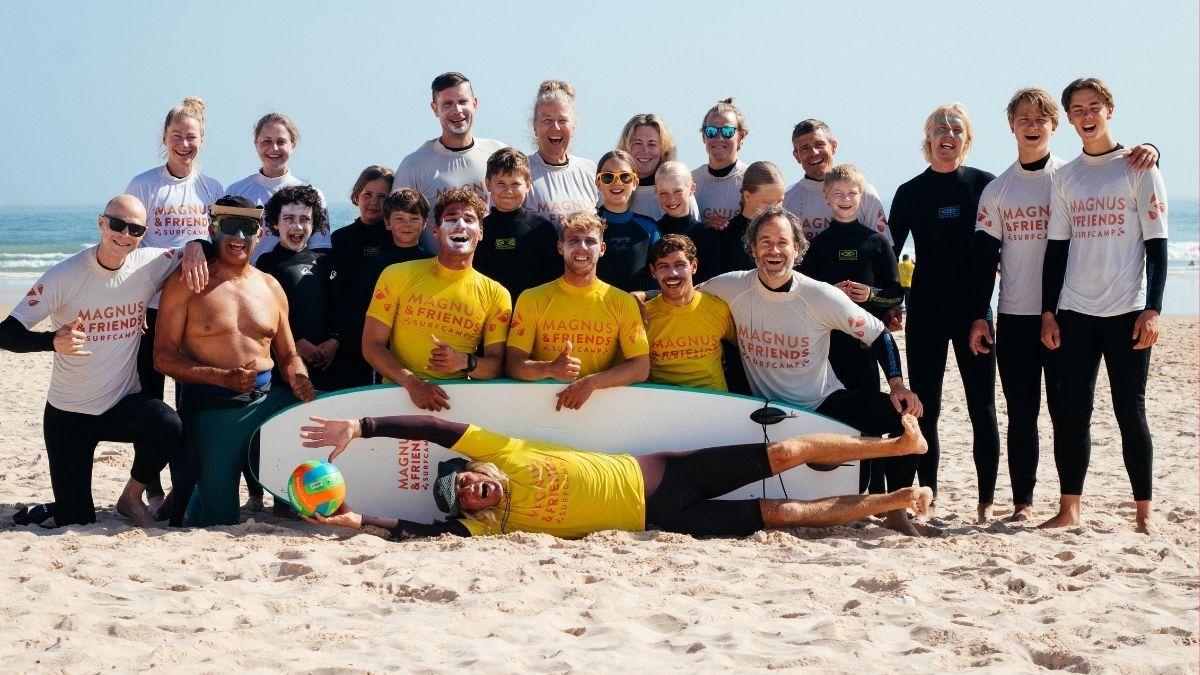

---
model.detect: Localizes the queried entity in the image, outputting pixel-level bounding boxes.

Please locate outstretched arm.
[301,414,469,461]
[304,503,470,539]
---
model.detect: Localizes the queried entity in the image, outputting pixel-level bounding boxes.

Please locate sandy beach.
[0,316,1195,672]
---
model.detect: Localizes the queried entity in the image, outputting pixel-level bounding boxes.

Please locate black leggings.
[43,394,182,526]
[996,314,1062,505]
[637,443,771,537]
[815,388,918,493]
[1054,310,1153,500]
[136,308,166,497]
[905,313,1000,504]
[827,333,886,493]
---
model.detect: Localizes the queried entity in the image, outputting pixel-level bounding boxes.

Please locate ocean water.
[0,200,1197,286]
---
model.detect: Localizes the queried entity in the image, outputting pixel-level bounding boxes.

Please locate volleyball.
[287,460,345,517]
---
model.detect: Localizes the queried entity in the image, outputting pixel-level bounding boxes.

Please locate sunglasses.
[703,125,738,139]
[102,214,147,237]
[215,216,261,238]
[598,171,638,185]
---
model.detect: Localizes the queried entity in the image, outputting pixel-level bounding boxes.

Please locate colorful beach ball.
[288,460,345,517]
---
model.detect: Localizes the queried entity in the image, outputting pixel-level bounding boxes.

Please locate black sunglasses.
[101,214,147,237]
[215,216,261,238]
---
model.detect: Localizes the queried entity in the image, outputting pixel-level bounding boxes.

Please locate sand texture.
[0,319,1196,672]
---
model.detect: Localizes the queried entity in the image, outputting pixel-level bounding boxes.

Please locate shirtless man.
[155,196,315,526]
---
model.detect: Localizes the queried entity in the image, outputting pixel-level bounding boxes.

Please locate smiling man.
[783,119,892,243]
[393,72,508,252]
[506,211,649,411]
[363,188,511,412]
[155,196,316,526]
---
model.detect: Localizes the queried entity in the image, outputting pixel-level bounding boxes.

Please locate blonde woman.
[524,80,599,228]
[617,113,697,220]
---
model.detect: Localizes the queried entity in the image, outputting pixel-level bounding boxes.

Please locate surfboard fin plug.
[750,406,796,426]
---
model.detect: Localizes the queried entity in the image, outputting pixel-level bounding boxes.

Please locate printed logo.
[25,283,43,307]
[837,250,858,261]
[1148,194,1167,221]
[847,314,867,339]
[363,246,382,257]
[496,238,516,250]
[977,206,989,222]
[876,209,888,225]
[938,206,961,219]
[374,285,389,301]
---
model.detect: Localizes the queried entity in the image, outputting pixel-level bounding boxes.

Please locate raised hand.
[53,315,92,356]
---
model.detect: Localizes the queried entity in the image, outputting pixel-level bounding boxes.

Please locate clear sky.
[1,0,1195,207]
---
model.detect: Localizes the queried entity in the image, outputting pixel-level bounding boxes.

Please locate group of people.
[1,71,1168,540]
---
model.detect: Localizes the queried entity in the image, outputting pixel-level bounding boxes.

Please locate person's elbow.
[629,355,650,383]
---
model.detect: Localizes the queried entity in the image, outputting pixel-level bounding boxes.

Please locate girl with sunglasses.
[594,150,661,292]
[123,96,223,505]
[225,112,332,264]
[692,98,750,233]
[524,80,600,229]
[616,113,697,221]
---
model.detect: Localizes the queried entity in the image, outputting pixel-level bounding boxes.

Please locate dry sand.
[0,319,1195,672]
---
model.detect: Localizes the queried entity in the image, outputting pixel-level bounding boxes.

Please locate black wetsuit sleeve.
[318,254,341,341]
[872,330,903,381]
[888,188,911,260]
[1144,237,1167,312]
[388,518,470,540]
[0,316,54,352]
[1041,239,1070,314]
[867,237,903,311]
[359,415,469,448]
[970,231,1002,320]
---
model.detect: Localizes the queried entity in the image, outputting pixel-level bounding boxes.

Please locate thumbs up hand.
[53,315,92,356]
[546,340,581,381]
[427,333,467,373]
[224,359,259,393]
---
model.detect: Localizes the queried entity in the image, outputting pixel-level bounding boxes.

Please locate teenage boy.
[333,189,434,389]
[393,72,508,251]
[1038,78,1168,534]
[506,211,650,411]
[475,148,561,300]
[363,188,511,412]
[644,234,735,391]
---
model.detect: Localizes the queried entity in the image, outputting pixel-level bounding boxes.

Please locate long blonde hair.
[459,461,512,533]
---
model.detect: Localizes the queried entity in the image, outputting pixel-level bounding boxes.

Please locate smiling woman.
[524,80,600,229]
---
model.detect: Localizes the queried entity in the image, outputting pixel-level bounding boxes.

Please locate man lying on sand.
[298,413,932,539]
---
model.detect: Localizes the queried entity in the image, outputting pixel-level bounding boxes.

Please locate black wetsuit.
[657,212,723,285]
[716,213,756,276]
[890,166,1000,505]
[801,219,904,493]
[596,207,660,292]
[331,243,433,389]
[255,246,339,392]
[325,219,396,390]
[476,207,561,300]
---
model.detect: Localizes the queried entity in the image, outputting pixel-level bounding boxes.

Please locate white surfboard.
[258,381,862,524]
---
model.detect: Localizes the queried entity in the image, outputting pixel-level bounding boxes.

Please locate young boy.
[331,188,435,389]
[643,234,735,391]
[799,164,903,496]
[655,161,721,284]
[595,149,661,292]
[475,148,561,300]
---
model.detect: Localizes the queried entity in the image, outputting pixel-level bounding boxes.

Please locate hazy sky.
[1,1,1196,207]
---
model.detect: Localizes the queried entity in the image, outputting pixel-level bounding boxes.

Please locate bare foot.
[892,414,928,456]
[116,492,152,527]
[245,494,265,512]
[1005,504,1032,523]
[1038,496,1081,529]
[976,503,993,524]
[883,508,920,536]
[915,499,938,523]
[1135,515,1158,535]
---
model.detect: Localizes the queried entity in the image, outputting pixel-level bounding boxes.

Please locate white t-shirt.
[225,170,332,262]
[525,153,600,229]
[9,246,180,415]
[700,270,885,408]
[630,184,699,222]
[691,161,748,224]
[392,137,508,251]
[975,156,1065,316]
[124,166,223,308]
[1048,150,1169,317]
[783,177,893,244]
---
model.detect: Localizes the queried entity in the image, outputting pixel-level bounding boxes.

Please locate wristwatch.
[464,353,478,374]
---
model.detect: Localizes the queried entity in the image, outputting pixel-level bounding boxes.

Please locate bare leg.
[760,487,933,532]
[766,414,927,475]
[1135,500,1156,535]
[116,478,152,527]
[1006,503,1032,523]
[1037,494,1081,529]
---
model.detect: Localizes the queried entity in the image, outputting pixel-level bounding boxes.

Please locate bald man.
[0,195,208,527]
[155,195,315,527]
